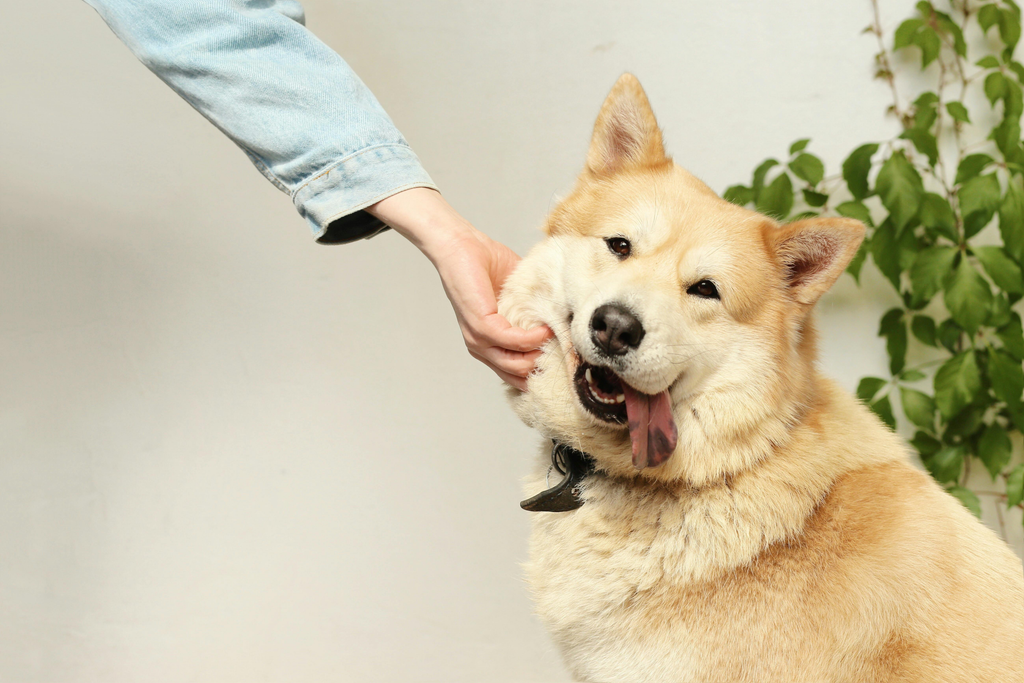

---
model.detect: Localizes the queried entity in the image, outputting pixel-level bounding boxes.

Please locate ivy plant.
[725,0,1024,521]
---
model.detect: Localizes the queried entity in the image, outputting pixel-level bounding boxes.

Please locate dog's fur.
[498,75,1024,682]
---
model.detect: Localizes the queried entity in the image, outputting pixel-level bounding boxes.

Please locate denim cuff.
[292,143,437,244]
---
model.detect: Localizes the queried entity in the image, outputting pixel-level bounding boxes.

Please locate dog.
[498,74,1024,682]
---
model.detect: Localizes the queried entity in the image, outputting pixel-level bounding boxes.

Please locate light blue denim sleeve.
[84,0,437,243]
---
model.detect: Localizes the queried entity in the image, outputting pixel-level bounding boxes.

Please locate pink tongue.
[621,383,678,469]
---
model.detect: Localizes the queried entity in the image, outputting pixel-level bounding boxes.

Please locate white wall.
[1,1,1019,682]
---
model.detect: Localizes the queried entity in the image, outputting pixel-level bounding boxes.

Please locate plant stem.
[871,0,908,126]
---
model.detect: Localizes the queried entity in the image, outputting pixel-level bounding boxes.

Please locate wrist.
[367,187,481,264]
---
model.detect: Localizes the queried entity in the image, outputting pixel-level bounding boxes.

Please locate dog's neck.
[521,441,595,512]
[570,378,902,584]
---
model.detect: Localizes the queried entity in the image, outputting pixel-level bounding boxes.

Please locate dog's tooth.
[585,368,593,385]
[616,394,625,403]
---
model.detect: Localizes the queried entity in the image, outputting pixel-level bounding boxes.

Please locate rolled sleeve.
[85,0,437,244]
[293,143,435,244]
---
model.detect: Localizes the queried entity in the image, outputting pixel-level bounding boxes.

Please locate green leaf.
[960,174,1001,238]
[945,101,971,124]
[913,26,942,68]
[723,184,754,206]
[912,430,942,458]
[1007,464,1024,508]
[989,348,1024,405]
[959,173,1002,220]
[999,175,1024,262]
[925,444,965,483]
[955,154,994,185]
[1010,60,1024,83]
[789,138,811,155]
[843,144,879,201]
[935,11,967,57]
[999,7,1022,52]
[857,377,888,402]
[880,308,908,375]
[902,369,927,381]
[918,193,958,241]
[976,55,1002,69]
[876,152,924,233]
[979,4,1001,34]
[934,350,982,419]
[945,404,985,438]
[943,258,994,335]
[894,18,925,49]
[751,158,779,200]
[911,246,958,302]
[912,92,939,130]
[900,387,936,431]
[989,294,1013,328]
[1006,79,1024,118]
[900,128,939,166]
[965,210,997,240]
[835,200,873,226]
[871,394,897,430]
[789,153,825,186]
[912,315,937,346]
[899,225,922,273]
[756,172,793,220]
[846,241,868,283]
[870,220,903,291]
[992,114,1022,157]
[938,318,963,352]
[998,314,1024,360]
[974,246,1024,294]
[1007,399,1024,433]
[985,71,1008,105]
[803,189,829,207]
[946,486,982,518]
[979,422,1013,479]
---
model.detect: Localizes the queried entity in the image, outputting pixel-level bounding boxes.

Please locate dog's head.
[499,74,864,485]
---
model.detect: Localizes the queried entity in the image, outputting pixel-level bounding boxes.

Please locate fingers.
[492,366,528,392]
[484,347,544,378]
[470,349,529,391]
[474,313,554,352]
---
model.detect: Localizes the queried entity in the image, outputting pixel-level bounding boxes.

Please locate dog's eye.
[605,237,631,258]
[687,279,720,299]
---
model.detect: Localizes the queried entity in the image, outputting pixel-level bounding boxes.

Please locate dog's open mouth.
[574,362,628,423]
[574,362,678,469]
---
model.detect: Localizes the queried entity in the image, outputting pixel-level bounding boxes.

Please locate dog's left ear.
[765,217,865,306]
[585,73,668,176]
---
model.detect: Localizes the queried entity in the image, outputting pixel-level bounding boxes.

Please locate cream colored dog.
[498,74,1024,682]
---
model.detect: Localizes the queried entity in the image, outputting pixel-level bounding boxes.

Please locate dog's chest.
[523,478,840,682]
[524,481,725,679]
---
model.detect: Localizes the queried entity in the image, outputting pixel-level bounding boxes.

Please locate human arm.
[83,0,551,385]
[83,0,433,242]
[367,188,552,390]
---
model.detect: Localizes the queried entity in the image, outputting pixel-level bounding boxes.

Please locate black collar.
[520,440,596,512]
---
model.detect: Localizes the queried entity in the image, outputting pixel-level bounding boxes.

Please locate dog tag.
[520,441,595,512]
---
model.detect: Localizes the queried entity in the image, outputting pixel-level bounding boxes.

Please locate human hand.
[367,188,553,390]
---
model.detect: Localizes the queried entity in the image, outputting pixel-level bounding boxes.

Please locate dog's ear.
[765,217,865,306]
[585,74,668,176]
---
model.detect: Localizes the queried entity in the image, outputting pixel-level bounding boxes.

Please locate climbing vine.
[725,0,1024,521]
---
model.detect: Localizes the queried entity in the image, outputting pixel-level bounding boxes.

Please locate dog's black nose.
[590,303,645,356]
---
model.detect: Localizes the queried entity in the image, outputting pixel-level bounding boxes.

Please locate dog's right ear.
[585,74,668,176]
[765,217,866,306]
